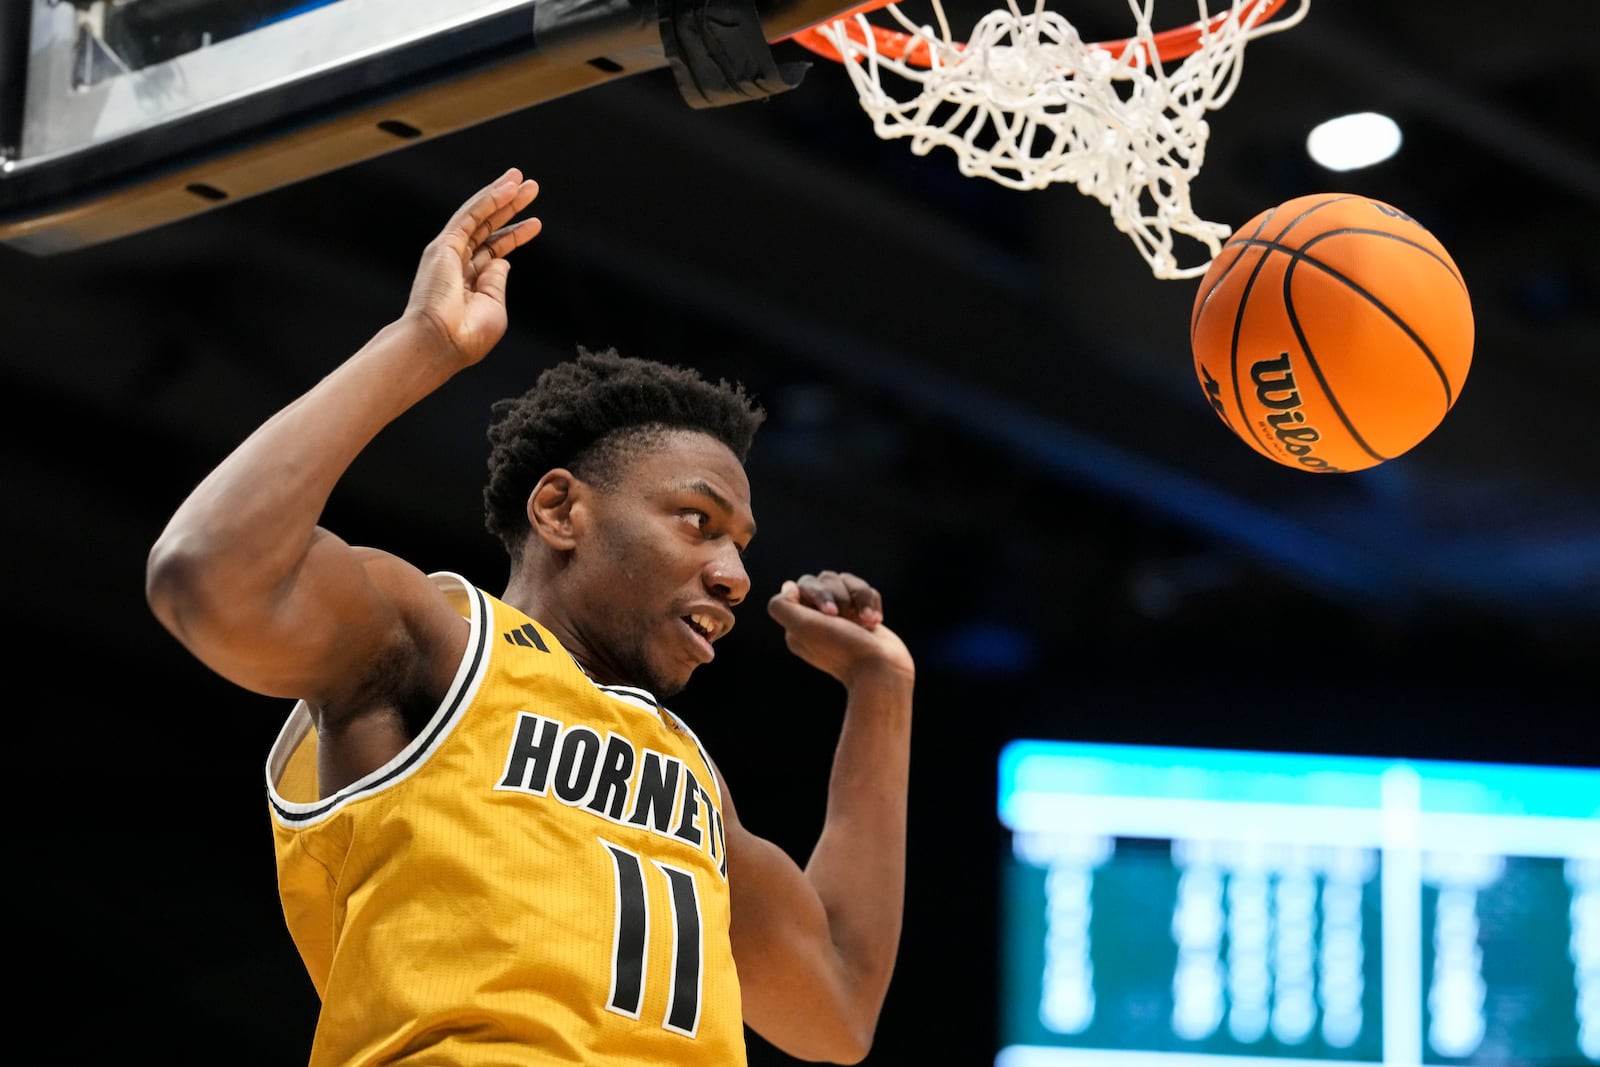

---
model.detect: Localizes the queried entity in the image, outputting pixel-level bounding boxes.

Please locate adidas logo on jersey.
[503,623,549,651]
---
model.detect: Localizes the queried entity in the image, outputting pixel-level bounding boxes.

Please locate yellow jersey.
[266,572,745,1066]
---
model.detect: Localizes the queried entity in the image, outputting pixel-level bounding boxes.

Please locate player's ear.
[528,470,585,551]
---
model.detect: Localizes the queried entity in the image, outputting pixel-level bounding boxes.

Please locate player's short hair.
[483,347,766,556]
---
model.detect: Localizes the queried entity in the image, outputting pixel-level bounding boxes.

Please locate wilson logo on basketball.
[1250,352,1342,473]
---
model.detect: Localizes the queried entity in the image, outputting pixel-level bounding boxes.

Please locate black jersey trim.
[267,576,492,826]
[594,681,663,713]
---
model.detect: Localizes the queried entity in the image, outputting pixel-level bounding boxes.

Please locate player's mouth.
[679,611,726,662]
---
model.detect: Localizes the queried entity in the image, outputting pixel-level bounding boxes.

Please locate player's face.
[574,430,755,697]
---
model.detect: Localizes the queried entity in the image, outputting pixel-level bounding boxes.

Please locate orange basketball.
[1190,193,1474,473]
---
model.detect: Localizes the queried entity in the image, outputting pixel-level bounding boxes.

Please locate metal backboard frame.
[0,0,836,254]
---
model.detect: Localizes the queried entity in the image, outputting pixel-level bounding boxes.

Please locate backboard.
[0,0,841,255]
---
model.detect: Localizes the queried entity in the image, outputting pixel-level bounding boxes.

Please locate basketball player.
[145,168,914,1065]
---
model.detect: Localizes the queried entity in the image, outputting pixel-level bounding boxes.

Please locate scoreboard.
[996,741,1600,1067]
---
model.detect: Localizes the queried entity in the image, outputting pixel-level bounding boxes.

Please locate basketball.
[1189,193,1474,473]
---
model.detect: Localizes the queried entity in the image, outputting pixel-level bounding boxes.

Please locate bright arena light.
[1307,112,1403,172]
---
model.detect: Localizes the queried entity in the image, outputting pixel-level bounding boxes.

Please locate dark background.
[4,0,1596,1063]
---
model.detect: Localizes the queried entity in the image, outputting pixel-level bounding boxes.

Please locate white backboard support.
[0,0,833,254]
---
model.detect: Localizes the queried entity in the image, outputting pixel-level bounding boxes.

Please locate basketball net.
[787,0,1310,279]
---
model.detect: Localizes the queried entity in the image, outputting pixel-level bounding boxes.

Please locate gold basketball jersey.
[267,572,745,1066]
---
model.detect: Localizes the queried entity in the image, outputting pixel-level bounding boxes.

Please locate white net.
[810,0,1310,279]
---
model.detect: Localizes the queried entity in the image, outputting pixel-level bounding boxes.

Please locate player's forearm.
[804,664,915,1024]
[146,315,461,634]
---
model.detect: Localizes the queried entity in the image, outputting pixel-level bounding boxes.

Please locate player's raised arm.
[724,571,916,1063]
[145,169,541,709]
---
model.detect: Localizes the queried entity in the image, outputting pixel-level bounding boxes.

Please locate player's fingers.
[792,573,841,616]
[466,203,539,277]
[766,580,801,629]
[466,216,540,280]
[487,215,542,258]
[814,571,880,625]
[474,258,513,306]
[837,572,883,625]
[503,178,540,222]
[471,180,540,250]
[447,169,525,251]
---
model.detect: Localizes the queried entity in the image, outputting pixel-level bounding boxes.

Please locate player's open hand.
[404,167,542,367]
[767,571,914,688]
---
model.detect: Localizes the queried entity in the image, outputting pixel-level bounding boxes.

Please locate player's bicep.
[164,529,436,705]
[726,825,840,1022]
[262,539,456,701]
[718,778,867,1058]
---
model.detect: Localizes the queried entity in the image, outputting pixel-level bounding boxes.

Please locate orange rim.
[784,0,1289,68]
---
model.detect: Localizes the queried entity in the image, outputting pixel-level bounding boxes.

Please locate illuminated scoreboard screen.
[995,741,1600,1067]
